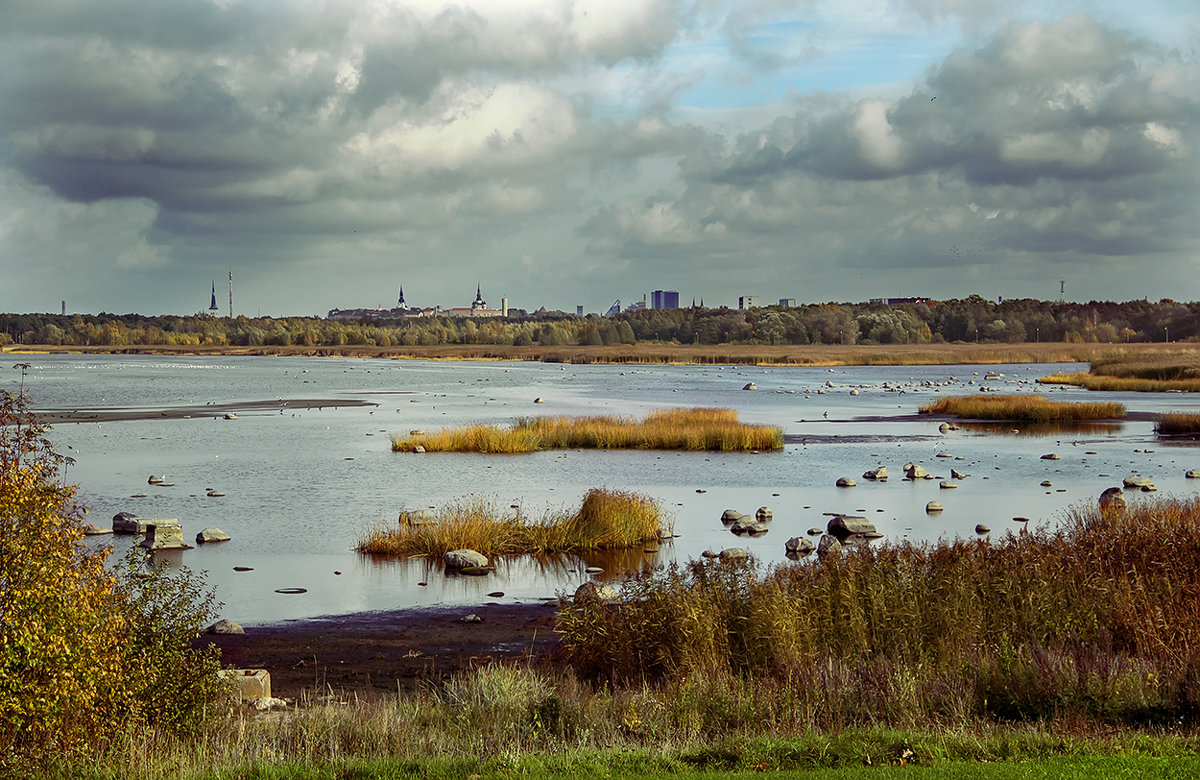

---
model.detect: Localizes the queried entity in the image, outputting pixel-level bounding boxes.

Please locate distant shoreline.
[3,341,1187,366]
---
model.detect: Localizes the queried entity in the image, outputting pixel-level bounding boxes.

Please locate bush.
[0,389,224,769]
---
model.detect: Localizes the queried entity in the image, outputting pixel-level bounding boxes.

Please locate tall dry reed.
[559,496,1200,725]
[391,408,783,453]
[919,394,1125,422]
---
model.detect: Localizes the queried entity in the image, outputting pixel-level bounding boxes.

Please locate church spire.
[209,281,218,312]
[398,285,406,308]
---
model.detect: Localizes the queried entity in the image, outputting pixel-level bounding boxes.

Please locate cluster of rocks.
[722,507,772,537]
[101,510,229,548]
[444,548,493,576]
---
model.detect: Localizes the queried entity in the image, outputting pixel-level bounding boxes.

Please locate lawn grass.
[391,408,784,453]
[918,394,1125,422]
[356,488,666,557]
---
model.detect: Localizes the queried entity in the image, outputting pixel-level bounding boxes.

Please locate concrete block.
[218,669,272,701]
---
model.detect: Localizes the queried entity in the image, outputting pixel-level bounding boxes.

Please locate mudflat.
[205,601,561,699]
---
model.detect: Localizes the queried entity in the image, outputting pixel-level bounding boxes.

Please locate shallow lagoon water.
[10,354,1200,625]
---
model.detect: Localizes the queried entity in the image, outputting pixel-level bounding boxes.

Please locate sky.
[1,0,1198,317]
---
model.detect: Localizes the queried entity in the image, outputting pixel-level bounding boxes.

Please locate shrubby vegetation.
[0,389,224,770]
[4,295,1199,349]
[559,496,1200,727]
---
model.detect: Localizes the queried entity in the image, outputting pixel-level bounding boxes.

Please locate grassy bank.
[2,341,1173,366]
[356,488,666,557]
[1041,349,1200,392]
[560,496,1200,727]
[1155,412,1200,438]
[391,408,784,453]
[918,394,1126,422]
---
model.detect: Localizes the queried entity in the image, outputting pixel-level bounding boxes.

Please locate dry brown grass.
[391,408,783,453]
[559,495,1200,725]
[356,488,666,557]
[1155,412,1200,437]
[918,394,1125,422]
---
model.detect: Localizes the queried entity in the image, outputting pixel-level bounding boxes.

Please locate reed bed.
[1041,370,1200,393]
[559,496,1200,726]
[356,488,665,557]
[1154,412,1200,438]
[391,408,783,453]
[918,394,1125,422]
[1041,349,1200,392]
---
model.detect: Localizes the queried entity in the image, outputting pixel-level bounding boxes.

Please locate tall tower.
[398,285,406,308]
[209,281,219,313]
[472,283,486,310]
[228,269,233,318]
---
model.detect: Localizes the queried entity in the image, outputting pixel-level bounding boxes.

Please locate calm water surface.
[10,354,1200,625]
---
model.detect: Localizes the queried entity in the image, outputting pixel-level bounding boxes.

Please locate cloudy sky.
[1,0,1197,316]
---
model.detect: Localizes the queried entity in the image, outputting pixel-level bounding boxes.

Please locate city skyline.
[1,1,1197,316]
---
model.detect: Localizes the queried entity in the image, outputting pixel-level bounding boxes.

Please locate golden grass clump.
[356,488,665,557]
[391,407,783,453]
[1154,412,1200,438]
[918,394,1125,422]
[559,495,1200,724]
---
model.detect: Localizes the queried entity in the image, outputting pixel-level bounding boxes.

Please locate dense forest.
[2,296,1197,348]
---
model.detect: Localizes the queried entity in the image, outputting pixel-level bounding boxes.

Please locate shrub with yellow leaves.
[0,388,224,770]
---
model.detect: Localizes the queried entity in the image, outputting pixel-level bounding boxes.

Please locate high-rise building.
[651,290,679,309]
[738,296,759,310]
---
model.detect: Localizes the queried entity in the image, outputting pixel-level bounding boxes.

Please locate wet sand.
[205,601,561,699]
[35,398,377,424]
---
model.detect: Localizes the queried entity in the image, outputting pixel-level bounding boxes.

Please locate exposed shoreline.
[2,340,1177,366]
[33,397,378,424]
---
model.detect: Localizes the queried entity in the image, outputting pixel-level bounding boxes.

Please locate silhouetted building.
[651,290,679,309]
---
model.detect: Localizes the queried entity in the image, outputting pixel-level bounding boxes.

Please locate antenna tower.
[1059,280,1065,302]
[228,269,234,318]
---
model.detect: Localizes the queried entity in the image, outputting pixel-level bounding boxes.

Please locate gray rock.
[82,524,113,536]
[1187,470,1200,479]
[412,445,426,454]
[1123,475,1155,490]
[403,510,438,527]
[940,481,957,489]
[1099,487,1127,515]
[951,469,967,479]
[925,501,944,513]
[461,614,483,623]
[862,466,888,481]
[147,475,164,485]
[785,536,815,555]
[112,511,149,534]
[816,534,842,560]
[700,548,719,559]
[1040,480,1053,487]
[223,412,238,420]
[807,527,824,536]
[731,519,769,536]
[718,548,750,563]
[574,581,619,604]
[743,382,757,391]
[904,463,928,480]
[836,477,856,488]
[1041,453,1060,460]
[755,506,773,522]
[975,524,991,534]
[721,509,746,524]
[938,422,951,433]
[207,619,244,635]
[196,528,231,544]
[533,397,544,404]
[827,515,877,540]
[444,549,489,569]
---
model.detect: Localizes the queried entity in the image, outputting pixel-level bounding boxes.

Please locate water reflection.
[958,420,1124,437]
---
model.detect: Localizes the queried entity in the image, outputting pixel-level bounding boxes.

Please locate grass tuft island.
[357,488,667,557]
[391,407,784,453]
[919,394,1125,422]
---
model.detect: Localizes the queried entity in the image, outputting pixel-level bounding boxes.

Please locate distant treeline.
[2,296,1197,348]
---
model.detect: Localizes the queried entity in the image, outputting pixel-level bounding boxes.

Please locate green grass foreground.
[391,408,784,453]
[356,488,666,557]
[918,394,1125,422]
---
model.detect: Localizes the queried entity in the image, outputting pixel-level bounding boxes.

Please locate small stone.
[533,397,543,404]
[233,566,254,572]
[409,430,425,436]
[445,549,489,568]
[836,477,856,487]
[785,536,815,555]
[742,383,757,391]
[461,614,483,624]
[1041,453,1060,460]
[755,506,773,522]
[585,566,604,574]
[939,481,957,489]
[701,548,718,559]
[196,528,231,544]
[1188,470,1200,479]
[925,501,944,513]
[1040,480,1052,487]
[721,509,746,524]
[487,591,505,598]
[718,548,750,563]
[807,527,823,536]
[412,445,426,453]
[816,534,842,560]
[975,524,990,534]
